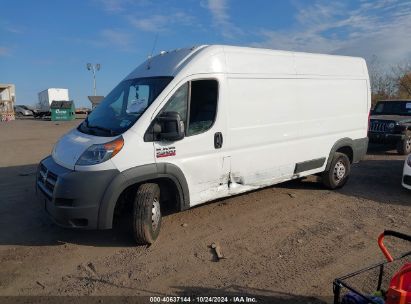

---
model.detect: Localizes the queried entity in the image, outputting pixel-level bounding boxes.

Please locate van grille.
[404,175,411,186]
[37,163,57,199]
[369,120,390,133]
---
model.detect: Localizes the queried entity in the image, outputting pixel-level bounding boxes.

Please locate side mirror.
[155,111,185,141]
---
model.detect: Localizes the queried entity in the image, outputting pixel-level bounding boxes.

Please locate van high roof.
[125,44,368,80]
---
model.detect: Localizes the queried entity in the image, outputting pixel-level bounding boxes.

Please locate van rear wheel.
[132,183,161,245]
[321,152,350,189]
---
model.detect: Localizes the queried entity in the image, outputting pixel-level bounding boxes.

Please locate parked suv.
[368,100,411,155]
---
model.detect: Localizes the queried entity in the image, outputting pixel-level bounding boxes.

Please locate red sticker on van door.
[156,147,176,158]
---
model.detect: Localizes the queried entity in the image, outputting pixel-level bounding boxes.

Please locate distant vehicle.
[75,107,90,114]
[368,100,411,155]
[14,105,33,117]
[25,105,41,117]
[402,154,411,190]
[37,88,69,117]
[36,45,370,245]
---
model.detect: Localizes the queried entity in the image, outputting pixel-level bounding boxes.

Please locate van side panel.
[228,77,299,185]
[295,78,368,140]
[294,54,365,77]
[227,76,368,188]
[225,50,295,75]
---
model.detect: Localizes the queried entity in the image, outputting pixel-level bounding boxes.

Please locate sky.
[1,0,411,107]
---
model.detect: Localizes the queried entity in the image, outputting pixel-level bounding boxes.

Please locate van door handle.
[214,132,223,149]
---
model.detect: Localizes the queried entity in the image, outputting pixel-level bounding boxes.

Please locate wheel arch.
[325,138,355,171]
[97,163,190,229]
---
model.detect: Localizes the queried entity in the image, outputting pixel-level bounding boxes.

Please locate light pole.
[86,63,101,96]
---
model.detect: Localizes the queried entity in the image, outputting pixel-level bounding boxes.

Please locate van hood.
[52,128,115,170]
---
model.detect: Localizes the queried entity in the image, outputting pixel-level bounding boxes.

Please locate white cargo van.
[36,45,370,244]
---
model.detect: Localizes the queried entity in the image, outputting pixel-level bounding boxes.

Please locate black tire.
[396,135,411,155]
[132,183,161,245]
[321,152,351,189]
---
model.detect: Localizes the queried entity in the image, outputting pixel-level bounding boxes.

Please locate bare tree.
[368,55,396,106]
[392,62,411,99]
[367,55,411,106]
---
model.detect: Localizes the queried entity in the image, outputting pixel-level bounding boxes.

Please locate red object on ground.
[378,231,411,304]
[385,263,411,304]
[378,232,395,262]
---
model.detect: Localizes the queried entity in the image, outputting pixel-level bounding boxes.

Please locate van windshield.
[78,77,172,136]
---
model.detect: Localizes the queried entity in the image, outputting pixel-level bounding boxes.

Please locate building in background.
[88,95,104,109]
[0,83,16,121]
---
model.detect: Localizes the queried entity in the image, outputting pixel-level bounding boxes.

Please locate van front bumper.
[36,156,119,229]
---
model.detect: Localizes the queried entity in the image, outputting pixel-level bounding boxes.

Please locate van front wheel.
[321,152,350,189]
[132,183,161,245]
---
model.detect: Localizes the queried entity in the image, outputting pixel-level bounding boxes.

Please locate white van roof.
[125,45,368,80]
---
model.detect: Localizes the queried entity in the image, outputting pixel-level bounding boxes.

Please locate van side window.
[187,80,218,136]
[161,82,188,126]
[157,79,218,138]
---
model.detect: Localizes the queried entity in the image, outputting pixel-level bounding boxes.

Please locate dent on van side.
[36,45,370,244]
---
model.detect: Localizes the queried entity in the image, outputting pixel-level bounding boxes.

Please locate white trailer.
[38,45,370,244]
[37,88,69,116]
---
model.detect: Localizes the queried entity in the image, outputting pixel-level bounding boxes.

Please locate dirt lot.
[0,119,410,303]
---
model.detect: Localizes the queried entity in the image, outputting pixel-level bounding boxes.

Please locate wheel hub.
[151,199,161,231]
[333,161,346,181]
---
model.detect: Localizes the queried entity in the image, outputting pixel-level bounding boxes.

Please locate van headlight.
[408,155,411,167]
[76,136,124,166]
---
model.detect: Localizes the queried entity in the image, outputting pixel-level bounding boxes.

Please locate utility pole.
[86,63,101,96]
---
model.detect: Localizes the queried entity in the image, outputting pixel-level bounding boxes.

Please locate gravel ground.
[0,119,410,303]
